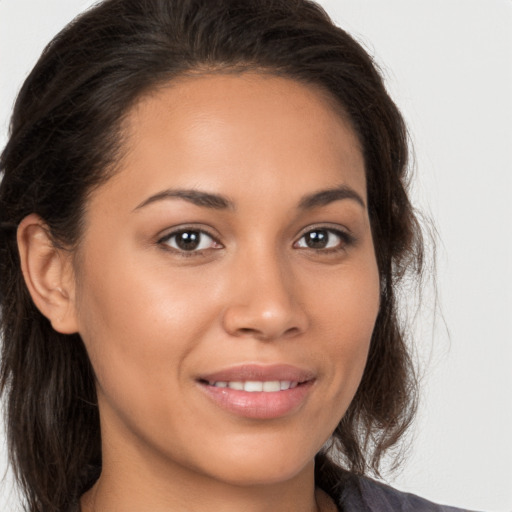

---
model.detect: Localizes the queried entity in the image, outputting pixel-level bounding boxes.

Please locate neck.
[81,464,325,512]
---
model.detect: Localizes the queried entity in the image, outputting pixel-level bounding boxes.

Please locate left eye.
[160,230,220,252]
[295,229,346,250]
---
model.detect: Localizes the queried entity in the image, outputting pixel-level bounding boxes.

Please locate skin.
[19,73,380,512]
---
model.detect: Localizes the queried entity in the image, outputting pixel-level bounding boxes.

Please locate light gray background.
[1,1,511,511]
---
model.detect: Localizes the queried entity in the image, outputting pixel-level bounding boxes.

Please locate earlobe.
[17,214,79,334]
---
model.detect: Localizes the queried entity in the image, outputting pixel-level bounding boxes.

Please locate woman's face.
[72,74,380,487]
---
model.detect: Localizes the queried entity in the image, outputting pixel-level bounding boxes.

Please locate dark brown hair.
[0,1,422,510]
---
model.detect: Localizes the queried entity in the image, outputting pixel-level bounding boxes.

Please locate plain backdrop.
[1,1,511,511]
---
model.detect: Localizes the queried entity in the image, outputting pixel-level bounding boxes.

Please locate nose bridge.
[222,242,307,340]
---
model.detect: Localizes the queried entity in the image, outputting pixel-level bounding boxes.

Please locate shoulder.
[336,474,479,512]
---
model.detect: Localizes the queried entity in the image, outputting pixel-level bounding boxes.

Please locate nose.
[221,251,309,341]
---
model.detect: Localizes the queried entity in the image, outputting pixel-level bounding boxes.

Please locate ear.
[17,214,79,334]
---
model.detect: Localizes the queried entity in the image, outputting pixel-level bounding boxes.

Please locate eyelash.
[157,226,355,257]
[157,228,222,257]
[294,227,356,254]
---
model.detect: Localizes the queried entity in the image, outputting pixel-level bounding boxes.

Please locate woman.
[0,1,475,511]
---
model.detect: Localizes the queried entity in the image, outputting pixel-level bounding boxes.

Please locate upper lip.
[198,364,315,383]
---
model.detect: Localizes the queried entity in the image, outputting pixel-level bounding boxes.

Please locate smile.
[207,380,299,391]
[197,365,315,419]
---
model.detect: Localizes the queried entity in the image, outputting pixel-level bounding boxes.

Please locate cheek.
[312,255,379,332]
[309,258,380,390]
[73,245,218,401]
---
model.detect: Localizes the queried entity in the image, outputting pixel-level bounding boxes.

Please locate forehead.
[91,73,366,214]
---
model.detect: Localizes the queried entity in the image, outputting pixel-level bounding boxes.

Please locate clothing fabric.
[334,475,479,512]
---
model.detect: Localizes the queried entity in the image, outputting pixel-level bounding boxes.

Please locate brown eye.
[295,228,351,250]
[302,230,329,249]
[161,230,220,252]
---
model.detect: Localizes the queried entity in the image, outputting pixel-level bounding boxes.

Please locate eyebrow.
[298,185,366,210]
[134,189,233,211]
[134,184,365,212]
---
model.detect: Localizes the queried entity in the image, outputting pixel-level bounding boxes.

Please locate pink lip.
[197,364,316,420]
[198,364,315,383]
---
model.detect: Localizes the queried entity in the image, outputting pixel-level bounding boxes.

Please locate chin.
[188,437,318,487]
[210,458,315,488]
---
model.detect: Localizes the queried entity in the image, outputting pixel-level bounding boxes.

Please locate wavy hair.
[0,1,423,510]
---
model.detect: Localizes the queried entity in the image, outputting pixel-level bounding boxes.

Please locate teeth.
[245,381,263,392]
[262,381,280,392]
[209,380,299,392]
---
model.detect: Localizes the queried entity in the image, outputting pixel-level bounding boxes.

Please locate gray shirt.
[335,475,479,512]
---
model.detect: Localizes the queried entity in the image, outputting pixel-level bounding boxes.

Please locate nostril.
[238,327,257,336]
[234,325,301,340]
[283,326,301,338]
[222,300,309,341]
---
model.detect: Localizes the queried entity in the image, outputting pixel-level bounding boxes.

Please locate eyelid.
[157,225,223,254]
[295,223,354,240]
[293,224,356,250]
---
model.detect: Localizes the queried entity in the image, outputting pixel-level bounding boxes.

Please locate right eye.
[159,229,222,253]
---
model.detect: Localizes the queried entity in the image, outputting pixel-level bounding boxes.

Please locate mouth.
[197,364,315,419]
[202,380,301,392]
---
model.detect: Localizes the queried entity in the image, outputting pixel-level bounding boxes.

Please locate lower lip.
[198,381,314,419]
